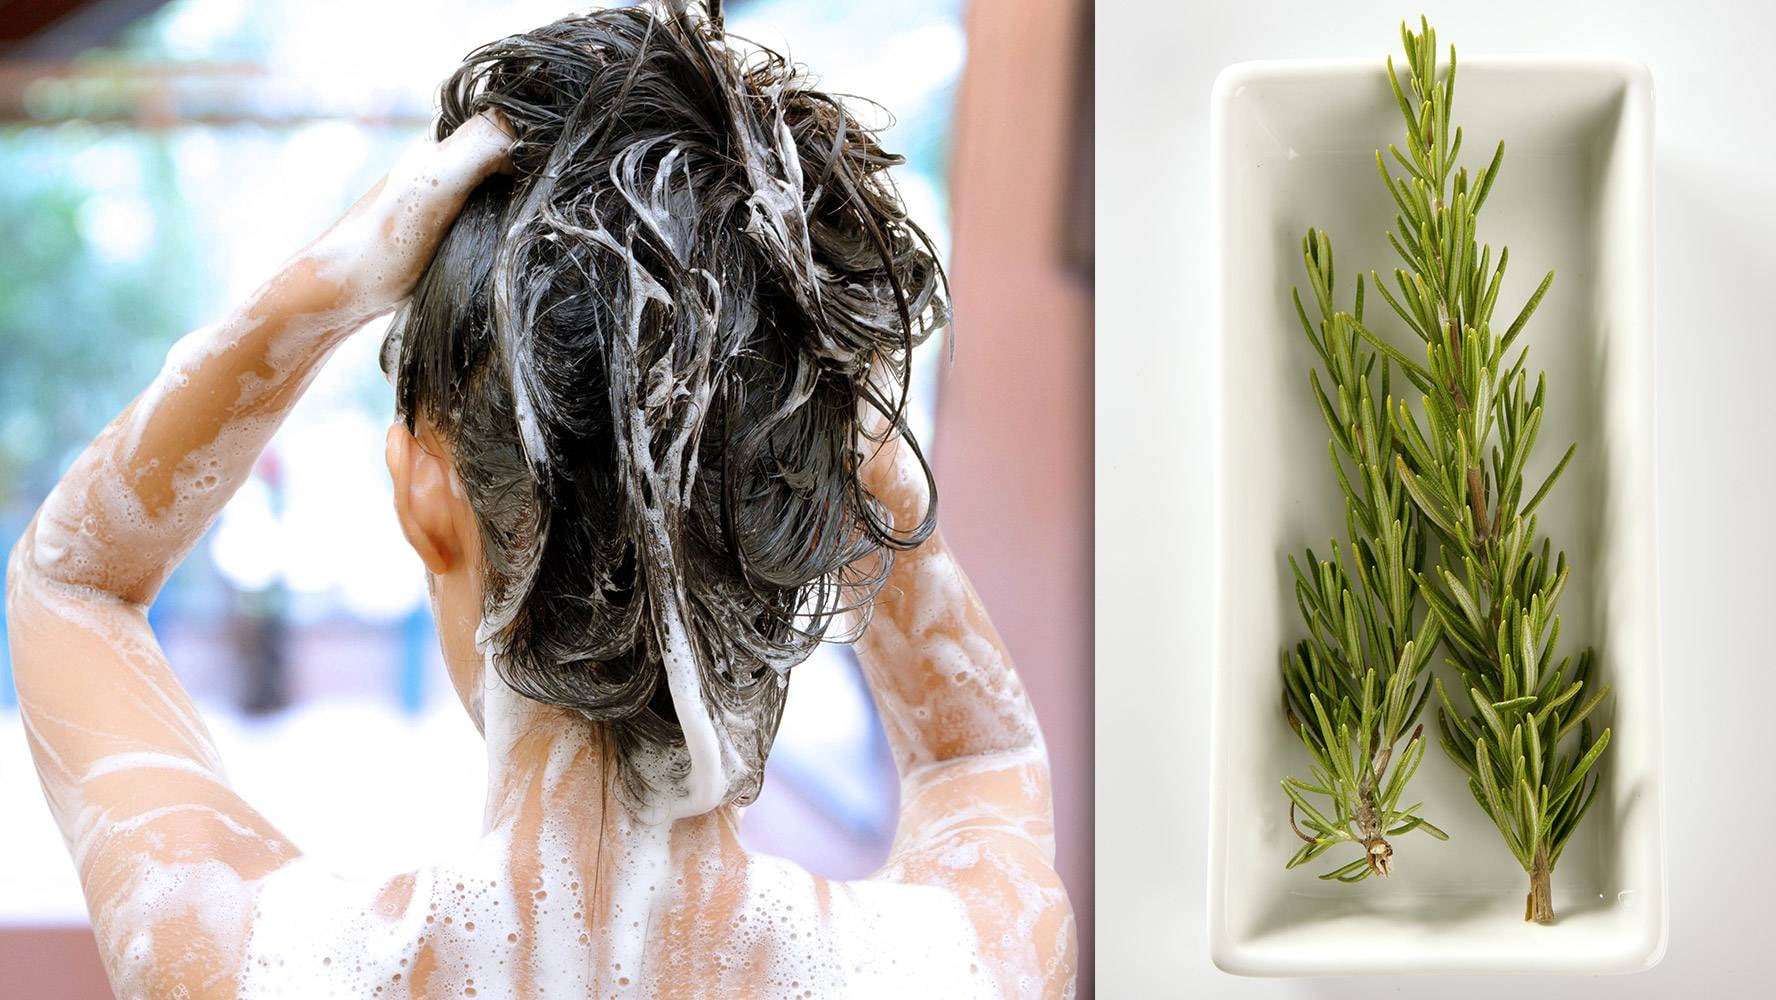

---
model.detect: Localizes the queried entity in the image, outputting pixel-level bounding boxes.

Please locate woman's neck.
[475,665,741,849]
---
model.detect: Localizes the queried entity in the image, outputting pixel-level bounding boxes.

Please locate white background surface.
[1096,0,1774,995]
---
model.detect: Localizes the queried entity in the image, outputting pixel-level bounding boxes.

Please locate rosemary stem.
[1353,771,1393,877]
[1374,17,1611,917]
[1526,842,1555,924]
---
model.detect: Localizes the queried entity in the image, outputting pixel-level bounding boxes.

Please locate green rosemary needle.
[1279,229,1448,883]
[1364,17,1612,923]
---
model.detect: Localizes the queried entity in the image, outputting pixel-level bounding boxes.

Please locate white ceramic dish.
[1206,56,1664,976]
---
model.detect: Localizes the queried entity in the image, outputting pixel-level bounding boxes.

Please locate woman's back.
[238,783,1050,997]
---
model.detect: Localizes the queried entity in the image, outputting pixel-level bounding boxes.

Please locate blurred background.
[0,0,1092,994]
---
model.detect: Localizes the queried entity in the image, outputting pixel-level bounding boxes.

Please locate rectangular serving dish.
[1206,57,1664,976]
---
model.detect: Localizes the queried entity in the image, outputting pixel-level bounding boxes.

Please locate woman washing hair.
[5,1,1075,996]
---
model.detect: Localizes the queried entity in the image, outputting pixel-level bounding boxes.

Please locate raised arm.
[851,422,1076,993]
[4,114,511,997]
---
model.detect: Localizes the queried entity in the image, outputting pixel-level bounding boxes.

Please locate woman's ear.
[386,421,465,575]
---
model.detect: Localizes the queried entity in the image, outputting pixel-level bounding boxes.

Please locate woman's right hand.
[262,111,515,333]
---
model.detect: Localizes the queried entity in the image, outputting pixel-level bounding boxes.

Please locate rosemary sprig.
[1366,17,1611,923]
[1279,230,1448,883]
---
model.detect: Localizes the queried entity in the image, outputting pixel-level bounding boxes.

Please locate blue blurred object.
[399,604,432,715]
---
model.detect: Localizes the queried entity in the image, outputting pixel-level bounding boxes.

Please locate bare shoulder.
[82,851,427,1000]
[103,846,521,1000]
[874,749,1079,998]
[714,851,1000,997]
[230,852,532,998]
[732,811,1076,998]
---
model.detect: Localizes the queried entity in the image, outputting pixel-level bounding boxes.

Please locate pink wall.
[939,0,1095,990]
[0,927,110,998]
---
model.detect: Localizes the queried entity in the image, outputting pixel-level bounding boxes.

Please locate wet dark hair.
[383,0,944,807]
